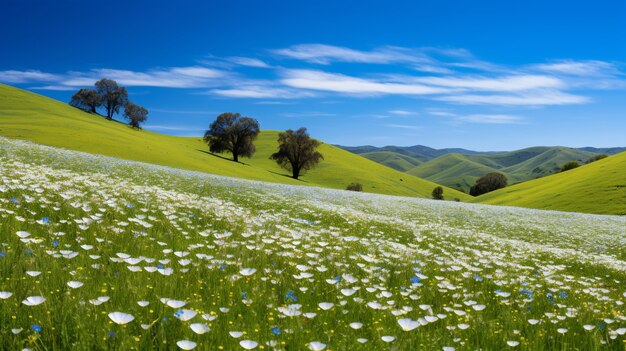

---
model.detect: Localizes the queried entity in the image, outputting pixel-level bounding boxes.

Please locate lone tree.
[69,88,101,113]
[270,128,323,180]
[95,78,128,119]
[470,172,508,196]
[203,112,260,162]
[123,101,148,129]
[432,186,444,200]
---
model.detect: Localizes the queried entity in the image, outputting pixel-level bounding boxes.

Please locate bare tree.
[270,128,323,180]
[69,88,101,113]
[95,78,128,119]
[123,101,148,129]
[203,112,260,162]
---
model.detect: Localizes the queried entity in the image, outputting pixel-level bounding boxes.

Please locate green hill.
[407,153,502,191]
[474,152,626,215]
[356,145,611,193]
[0,83,469,201]
[360,151,422,172]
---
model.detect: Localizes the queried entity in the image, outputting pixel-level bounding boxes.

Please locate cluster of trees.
[469,172,508,196]
[69,78,148,129]
[204,112,323,179]
[346,183,363,191]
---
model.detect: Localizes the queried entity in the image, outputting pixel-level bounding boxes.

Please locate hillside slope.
[0,83,469,200]
[475,152,626,215]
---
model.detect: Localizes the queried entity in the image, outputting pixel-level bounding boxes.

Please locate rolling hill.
[341,144,623,192]
[0,83,470,201]
[475,151,626,215]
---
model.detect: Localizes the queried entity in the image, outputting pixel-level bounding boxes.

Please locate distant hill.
[0,83,470,201]
[339,144,625,192]
[475,151,626,215]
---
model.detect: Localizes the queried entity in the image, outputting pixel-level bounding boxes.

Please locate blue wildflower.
[52,240,59,248]
[474,274,484,282]
[547,293,554,303]
[10,198,19,204]
[31,324,42,333]
[157,264,164,269]
[219,265,225,270]
[271,327,281,335]
[410,276,420,284]
[241,292,248,300]
[519,288,534,300]
[559,291,567,299]
[0,252,5,258]
[598,322,605,329]
[174,310,183,318]
[333,276,341,282]
[285,290,298,301]
[108,331,115,337]
[126,203,135,208]
[26,249,32,255]
[41,217,50,224]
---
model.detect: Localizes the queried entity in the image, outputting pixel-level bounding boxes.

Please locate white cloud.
[0,70,61,83]
[272,44,427,65]
[227,57,270,68]
[210,85,316,99]
[387,124,421,130]
[414,74,563,91]
[388,110,417,116]
[281,69,448,95]
[62,67,227,88]
[455,114,523,124]
[532,60,620,76]
[439,90,589,106]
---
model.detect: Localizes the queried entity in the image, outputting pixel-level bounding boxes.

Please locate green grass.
[1,137,625,350]
[474,151,626,215]
[0,83,469,201]
[360,151,423,172]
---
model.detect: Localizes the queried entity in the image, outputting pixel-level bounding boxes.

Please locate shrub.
[560,161,581,172]
[586,154,608,164]
[432,186,444,200]
[346,183,363,191]
[470,172,508,196]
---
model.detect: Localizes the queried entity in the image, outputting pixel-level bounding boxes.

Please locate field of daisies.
[1,137,625,351]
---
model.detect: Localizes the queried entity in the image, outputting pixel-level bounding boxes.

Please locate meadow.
[1,136,625,350]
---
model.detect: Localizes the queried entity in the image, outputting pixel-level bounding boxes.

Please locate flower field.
[1,137,625,350]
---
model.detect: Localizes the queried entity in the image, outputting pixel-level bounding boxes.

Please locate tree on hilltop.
[123,102,148,129]
[270,128,323,180]
[95,78,128,119]
[203,112,260,162]
[470,172,508,196]
[69,88,101,113]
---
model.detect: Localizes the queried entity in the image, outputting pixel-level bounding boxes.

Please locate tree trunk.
[233,153,239,162]
[292,168,300,179]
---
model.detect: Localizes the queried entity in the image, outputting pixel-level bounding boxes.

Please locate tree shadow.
[267,170,309,183]
[196,149,250,165]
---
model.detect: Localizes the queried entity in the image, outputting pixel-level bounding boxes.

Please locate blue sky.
[1,1,625,150]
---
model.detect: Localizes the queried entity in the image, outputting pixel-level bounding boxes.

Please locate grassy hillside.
[377,146,603,192]
[360,151,422,172]
[408,153,502,191]
[475,152,626,215]
[0,83,469,200]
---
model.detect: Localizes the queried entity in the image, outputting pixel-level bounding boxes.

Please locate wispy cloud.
[455,114,524,124]
[226,57,271,68]
[210,84,316,99]
[439,90,589,106]
[387,123,422,130]
[62,67,227,88]
[388,109,417,116]
[281,69,448,95]
[0,70,61,83]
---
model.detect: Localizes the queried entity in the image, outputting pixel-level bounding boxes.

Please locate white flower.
[108,312,135,325]
[190,323,210,334]
[308,341,327,351]
[240,268,257,276]
[239,340,258,349]
[176,340,197,350]
[22,296,45,306]
[397,318,419,331]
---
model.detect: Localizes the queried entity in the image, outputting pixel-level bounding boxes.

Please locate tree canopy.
[432,186,444,200]
[270,128,323,180]
[95,78,128,119]
[69,88,101,113]
[470,172,508,196]
[123,101,148,129]
[203,112,260,162]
